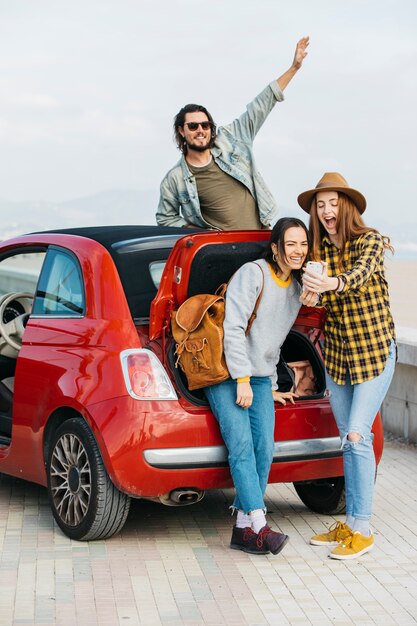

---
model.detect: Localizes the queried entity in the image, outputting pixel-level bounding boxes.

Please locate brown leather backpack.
[171,263,264,390]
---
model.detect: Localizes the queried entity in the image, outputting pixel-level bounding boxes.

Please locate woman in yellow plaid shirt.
[298,172,396,560]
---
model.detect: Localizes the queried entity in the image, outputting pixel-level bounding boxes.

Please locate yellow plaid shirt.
[319,231,395,385]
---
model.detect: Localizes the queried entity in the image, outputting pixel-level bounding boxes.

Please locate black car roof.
[33,225,266,321]
[34,225,194,250]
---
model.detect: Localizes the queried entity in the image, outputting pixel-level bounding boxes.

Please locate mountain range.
[1,189,416,259]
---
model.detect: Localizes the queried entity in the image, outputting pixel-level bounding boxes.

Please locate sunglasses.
[184,121,212,131]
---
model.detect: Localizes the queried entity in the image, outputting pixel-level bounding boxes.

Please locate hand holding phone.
[302,261,323,291]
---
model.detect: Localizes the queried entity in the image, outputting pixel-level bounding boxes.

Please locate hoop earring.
[272,253,278,264]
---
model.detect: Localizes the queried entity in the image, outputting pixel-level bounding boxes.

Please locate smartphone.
[303,261,323,291]
[306,261,323,275]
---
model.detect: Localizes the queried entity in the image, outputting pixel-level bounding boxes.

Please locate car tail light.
[120,349,177,400]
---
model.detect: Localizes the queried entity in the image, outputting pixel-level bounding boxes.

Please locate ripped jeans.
[325,341,396,520]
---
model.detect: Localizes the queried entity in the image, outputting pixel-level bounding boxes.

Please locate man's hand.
[272,391,298,405]
[277,36,310,91]
[292,36,309,70]
[236,381,253,409]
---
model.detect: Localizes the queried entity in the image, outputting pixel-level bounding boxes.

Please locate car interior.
[0,249,45,442]
[0,293,34,440]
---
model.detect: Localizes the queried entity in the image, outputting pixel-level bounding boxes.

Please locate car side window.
[149,261,166,289]
[32,248,85,316]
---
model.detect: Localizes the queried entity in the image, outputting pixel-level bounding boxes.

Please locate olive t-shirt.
[188,158,263,230]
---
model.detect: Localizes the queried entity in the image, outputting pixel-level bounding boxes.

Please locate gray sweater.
[223,259,301,390]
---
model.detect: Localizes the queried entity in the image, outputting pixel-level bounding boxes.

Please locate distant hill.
[1,189,158,240]
[370,218,417,259]
[1,189,416,259]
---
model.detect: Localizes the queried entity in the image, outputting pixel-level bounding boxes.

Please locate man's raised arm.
[276,36,309,92]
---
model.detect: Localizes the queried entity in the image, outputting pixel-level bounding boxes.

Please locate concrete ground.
[0,439,416,626]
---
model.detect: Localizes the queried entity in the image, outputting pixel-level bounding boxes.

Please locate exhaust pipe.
[158,488,205,507]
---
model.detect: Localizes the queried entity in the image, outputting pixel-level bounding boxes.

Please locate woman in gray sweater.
[205,217,317,555]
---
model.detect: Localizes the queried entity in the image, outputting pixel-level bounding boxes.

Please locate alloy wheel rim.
[50,433,92,526]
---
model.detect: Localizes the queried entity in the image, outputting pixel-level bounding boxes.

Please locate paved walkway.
[1,439,416,626]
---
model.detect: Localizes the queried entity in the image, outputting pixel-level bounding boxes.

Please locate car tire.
[47,417,131,540]
[293,477,346,515]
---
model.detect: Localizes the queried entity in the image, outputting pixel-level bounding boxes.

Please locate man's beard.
[185,138,211,153]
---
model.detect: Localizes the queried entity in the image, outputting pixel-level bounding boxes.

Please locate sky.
[0,0,416,241]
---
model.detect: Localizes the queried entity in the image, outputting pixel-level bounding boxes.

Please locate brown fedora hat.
[297,172,367,214]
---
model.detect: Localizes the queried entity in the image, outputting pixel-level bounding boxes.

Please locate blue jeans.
[204,377,274,514]
[325,341,396,520]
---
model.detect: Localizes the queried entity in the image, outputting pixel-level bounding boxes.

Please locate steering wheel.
[0,292,33,352]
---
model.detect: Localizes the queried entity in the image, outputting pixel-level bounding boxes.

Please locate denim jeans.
[325,341,396,520]
[204,376,274,514]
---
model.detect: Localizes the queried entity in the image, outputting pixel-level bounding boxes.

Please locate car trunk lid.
[149,230,326,341]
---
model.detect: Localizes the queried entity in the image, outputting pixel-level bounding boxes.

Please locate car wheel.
[47,417,131,540]
[293,477,346,515]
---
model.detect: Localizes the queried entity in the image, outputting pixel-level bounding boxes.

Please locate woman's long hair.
[308,192,393,271]
[262,217,310,285]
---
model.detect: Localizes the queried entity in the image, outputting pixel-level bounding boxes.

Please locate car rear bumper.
[144,436,342,469]
[86,397,382,498]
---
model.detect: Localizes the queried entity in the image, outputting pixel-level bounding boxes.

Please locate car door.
[7,240,133,484]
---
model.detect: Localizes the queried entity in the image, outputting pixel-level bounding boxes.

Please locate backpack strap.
[245,262,264,336]
[215,261,264,336]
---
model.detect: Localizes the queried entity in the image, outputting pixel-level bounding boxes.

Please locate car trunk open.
[153,231,327,405]
[169,327,326,406]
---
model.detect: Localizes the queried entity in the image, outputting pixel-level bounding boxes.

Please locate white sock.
[249,509,267,534]
[353,519,371,537]
[345,515,355,528]
[236,511,251,529]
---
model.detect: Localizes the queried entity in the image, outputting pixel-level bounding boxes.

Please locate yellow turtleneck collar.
[268,263,292,288]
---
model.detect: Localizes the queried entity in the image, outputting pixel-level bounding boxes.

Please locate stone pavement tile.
[13,561,36,623]
[331,586,371,622]
[130,574,161,624]
[176,600,203,623]
[283,587,331,617]
[163,551,190,593]
[34,594,55,624]
[73,556,93,583]
[74,579,98,626]
[187,575,213,603]
[87,541,107,559]
[146,565,182,623]
[0,607,14,626]
[347,573,416,624]
[236,597,275,626]
[237,564,306,624]
[167,569,192,595]
[91,561,118,625]
[272,596,310,623]
[214,598,249,625]
[179,556,204,578]
[193,599,226,625]
[2,441,417,625]
[281,571,348,623]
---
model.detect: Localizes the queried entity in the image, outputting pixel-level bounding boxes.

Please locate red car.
[0,226,384,540]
